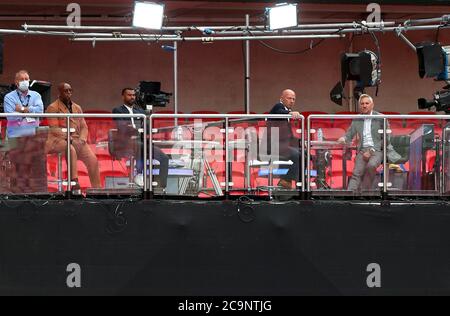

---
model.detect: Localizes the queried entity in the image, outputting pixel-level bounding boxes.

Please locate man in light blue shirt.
[4,70,44,138]
[3,70,47,193]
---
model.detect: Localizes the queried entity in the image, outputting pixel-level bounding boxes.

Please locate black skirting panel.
[1,199,450,295]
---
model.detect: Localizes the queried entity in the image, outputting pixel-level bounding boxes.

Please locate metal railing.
[1,112,450,198]
[0,113,147,194]
[307,114,449,195]
[149,114,305,197]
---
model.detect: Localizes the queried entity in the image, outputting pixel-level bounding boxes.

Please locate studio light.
[330,50,381,106]
[340,50,381,88]
[416,42,450,80]
[132,1,165,30]
[416,42,450,112]
[266,3,298,31]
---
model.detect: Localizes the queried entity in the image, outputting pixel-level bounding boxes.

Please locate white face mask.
[18,80,30,92]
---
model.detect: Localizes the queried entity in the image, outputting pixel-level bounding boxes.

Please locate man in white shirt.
[338,94,385,192]
[112,88,168,189]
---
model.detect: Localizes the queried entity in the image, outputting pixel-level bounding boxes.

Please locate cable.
[436,25,442,42]
[248,28,345,55]
[236,195,256,223]
[353,21,383,96]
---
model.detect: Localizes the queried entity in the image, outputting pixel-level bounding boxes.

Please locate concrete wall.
[0,29,446,114]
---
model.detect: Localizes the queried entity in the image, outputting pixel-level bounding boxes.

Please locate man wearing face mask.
[3,70,47,193]
[4,70,44,137]
[46,83,101,192]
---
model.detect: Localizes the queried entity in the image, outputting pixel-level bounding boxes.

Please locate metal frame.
[0,113,147,195]
[0,15,443,122]
[148,113,305,197]
[5,15,446,120]
[2,112,450,198]
[308,114,450,196]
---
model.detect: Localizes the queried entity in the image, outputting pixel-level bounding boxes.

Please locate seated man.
[112,88,168,189]
[4,69,47,193]
[46,83,101,191]
[338,94,400,192]
[266,89,302,189]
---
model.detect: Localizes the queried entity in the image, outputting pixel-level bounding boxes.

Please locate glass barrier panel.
[443,122,450,195]
[0,115,60,195]
[150,116,225,198]
[81,116,143,195]
[233,117,302,197]
[309,116,385,197]
[388,118,444,196]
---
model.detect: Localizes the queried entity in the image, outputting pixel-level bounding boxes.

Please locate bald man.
[46,83,101,191]
[266,89,302,189]
[270,89,301,119]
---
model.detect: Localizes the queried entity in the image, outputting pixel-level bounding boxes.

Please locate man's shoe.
[71,182,82,195]
[277,179,293,190]
[134,174,144,188]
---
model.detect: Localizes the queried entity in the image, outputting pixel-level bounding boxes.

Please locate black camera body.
[135,81,172,110]
[418,86,450,113]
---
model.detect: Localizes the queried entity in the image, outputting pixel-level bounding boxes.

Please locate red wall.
[0,28,446,114]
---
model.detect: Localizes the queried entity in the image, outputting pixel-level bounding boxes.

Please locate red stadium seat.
[99,159,128,173]
[85,117,115,144]
[301,111,328,118]
[381,111,404,128]
[319,127,346,141]
[84,109,111,114]
[226,111,256,128]
[406,111,442,129]
[212,170,246,191]
[302,111,332,128]
[227,111,256,115]
[153,110,185,129]
[334,111,358,129]
[78,175,92,191]
[189,111,221,122]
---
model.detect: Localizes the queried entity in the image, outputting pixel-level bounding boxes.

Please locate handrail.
[3,112,449,198]
[150,114,294,119]
[148,113,305,196]
[308,114,450,119]
[0,113,147,118]
[0,113,148,195]
[307,113,449,195]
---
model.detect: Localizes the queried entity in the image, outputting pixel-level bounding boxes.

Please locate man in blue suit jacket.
[112,88,168,189]
[266,89,302,189]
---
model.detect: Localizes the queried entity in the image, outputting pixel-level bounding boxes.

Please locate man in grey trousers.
[338,94,398,192]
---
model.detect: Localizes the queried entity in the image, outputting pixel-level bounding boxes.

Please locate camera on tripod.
[418,86,450,113]
[416,42,450,112]
[135,81,172,110]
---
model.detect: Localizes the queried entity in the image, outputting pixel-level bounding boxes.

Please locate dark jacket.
[261,103,295,158]
[112,104,147,135]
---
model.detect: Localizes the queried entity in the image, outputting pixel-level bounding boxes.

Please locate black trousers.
[135,144,169,189]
